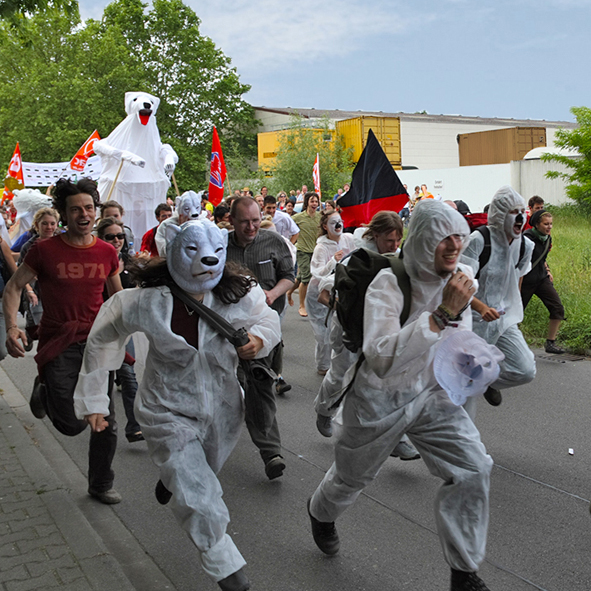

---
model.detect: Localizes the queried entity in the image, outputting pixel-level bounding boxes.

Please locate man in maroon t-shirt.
[3,178,123,504]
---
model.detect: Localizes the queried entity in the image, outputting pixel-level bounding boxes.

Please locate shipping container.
[335,116,402,167]
[458,127,546,167]
[257,129,334,170]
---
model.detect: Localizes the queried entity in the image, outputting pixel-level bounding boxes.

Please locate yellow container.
[335,116,401,166]
[257,128,335,170]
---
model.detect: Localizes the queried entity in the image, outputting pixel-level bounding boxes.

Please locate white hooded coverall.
[309,200,493,573]
[461,186,536,391]
[74,285,280,582]
[305,233,356,373]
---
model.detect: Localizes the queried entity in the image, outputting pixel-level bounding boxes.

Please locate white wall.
[397,158,576,213]
[398,164,512,212]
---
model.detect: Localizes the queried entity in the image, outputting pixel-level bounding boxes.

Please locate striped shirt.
[226,229,295,314]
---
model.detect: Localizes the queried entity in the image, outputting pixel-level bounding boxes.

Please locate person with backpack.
[314,211,420,462]
[461,186,536,409]
[307,200,495,591]
[305,210,355,375]
[521,209,565,354]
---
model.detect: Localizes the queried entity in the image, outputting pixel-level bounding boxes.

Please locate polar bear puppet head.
[165,219,228,294]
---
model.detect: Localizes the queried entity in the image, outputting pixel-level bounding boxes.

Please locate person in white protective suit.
[73,219,281,591]
[314,211,420,462]
[308,200,496,591]
[155,190,207,257]
[94,91,178,242]
[305,211,355,374]
[461,186,536,409]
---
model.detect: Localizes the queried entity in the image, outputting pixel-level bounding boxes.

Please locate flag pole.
[105,159,124,201]
[171,172,180,196]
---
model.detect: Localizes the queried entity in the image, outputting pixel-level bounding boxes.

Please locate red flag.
[312,153,321,198]
[69,130,100,171]
[338,129,408,228]
[208,126,227,206]
[3,142,25,201]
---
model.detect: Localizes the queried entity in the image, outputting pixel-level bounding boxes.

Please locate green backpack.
[333,248,411,354]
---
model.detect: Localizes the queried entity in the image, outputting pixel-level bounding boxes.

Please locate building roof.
[254,106,577,129]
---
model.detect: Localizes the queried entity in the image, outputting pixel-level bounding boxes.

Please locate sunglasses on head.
[104,233,126,241]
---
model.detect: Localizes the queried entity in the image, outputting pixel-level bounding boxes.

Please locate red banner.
[313,152,321,198]
[208,126,227,206]
[69,130,101,171]
[3,142,25,200]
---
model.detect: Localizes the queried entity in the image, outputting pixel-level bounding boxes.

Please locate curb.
[0,366,175,591]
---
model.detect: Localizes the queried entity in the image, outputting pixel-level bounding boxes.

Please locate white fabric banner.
[22,156,102,187]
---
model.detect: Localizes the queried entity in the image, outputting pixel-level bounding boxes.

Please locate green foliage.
[521,202,591,353]
[543,106,591,205]
[0,0,257,192]
[264,116,354,199]
[0,0,77,19]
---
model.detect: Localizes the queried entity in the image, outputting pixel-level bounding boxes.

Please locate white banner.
[22,155,102,187]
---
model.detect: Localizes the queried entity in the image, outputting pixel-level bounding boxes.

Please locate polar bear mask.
[125,91,161,127]
[176,190,202,222]
[166,219,228,293]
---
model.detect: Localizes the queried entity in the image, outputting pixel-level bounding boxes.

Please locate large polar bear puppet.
[11,188,53,240]
[73,219,281,591]
[94,91,178,242]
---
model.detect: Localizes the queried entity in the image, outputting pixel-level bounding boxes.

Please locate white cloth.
[310,200,493,573]
[305,234,355,372]
[74,285,280,582]
[272,210,299,240]
[95,92,178,243]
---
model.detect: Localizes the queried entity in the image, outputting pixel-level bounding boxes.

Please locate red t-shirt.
[24,234,119,346]
[140,226,159,257]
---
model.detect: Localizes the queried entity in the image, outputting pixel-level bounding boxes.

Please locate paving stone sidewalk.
[0,372,136,591]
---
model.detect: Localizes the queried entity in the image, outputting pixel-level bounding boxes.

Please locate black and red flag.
[338,129,408,228]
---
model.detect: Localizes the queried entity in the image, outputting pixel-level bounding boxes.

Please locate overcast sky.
[79,0,591,123]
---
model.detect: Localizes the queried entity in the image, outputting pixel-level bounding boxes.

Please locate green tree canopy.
[543,106,591,205]
[0,0,257,192]
[265,117,354,199]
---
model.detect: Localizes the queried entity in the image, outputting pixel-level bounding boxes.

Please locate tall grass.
[521,203,591,353]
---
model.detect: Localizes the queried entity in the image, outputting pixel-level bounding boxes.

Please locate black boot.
[307,498,340,555]
[450,568,491,590]
[155,479,172,505]
[218,567,250,591]
[483,386,502,406]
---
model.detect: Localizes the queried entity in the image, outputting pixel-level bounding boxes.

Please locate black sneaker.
[275,377,292,396]
[218,567,250,591]
[155,479,173,505]
[29,377,46,419]
[450,569,490,590]
[264,455,285,480]
[545,339,565,354]
[307,498,340,555]
[483,386,502,406]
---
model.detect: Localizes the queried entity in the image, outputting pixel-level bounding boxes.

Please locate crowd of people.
[0,177,565,591]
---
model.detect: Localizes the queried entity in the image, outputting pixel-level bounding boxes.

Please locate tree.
[266,116,354,199]
[0,0,257,191]
[543,106,591,205]
[0,0,77,19]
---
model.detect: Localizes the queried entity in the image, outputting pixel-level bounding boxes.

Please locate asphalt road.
[2,301,591,591]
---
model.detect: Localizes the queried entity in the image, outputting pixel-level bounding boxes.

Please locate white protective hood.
[402,199,471,323]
